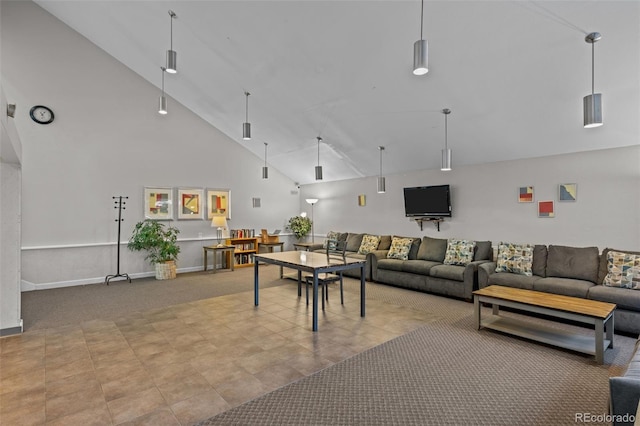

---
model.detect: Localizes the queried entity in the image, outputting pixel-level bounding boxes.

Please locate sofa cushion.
[430,264,465,282]
[599,248,640,284]
[444,239,476,266]
[495,242,534,276]
[417,236,447,262]
[387,237,414,261]
[533,277,595,298]
[587,285,640,312]
[488,272,541,290]
[402,260,440,276]
[546,245,599,283]
[474,241,493,261]
[392,236,421,260]
[376,258,404,272]
[532,245,548,277]
[378,235,392,251]
[358,234,381,255]
[345,233,365,252]
[602,250,640,290]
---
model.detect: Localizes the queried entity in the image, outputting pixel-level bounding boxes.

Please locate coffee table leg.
[312,272,319,332]
[606,314,614,349]
[254,261,259,306]
[474,296,481,330]
[595,319,604,364]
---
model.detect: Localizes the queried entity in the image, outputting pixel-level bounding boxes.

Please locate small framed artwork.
[538,200,555,218]
[559,183,577,202]
[143,187,174,220]
[177,188,204,220]
[518,186,534,203]
[207,189,230,220]
[358,194,366,206]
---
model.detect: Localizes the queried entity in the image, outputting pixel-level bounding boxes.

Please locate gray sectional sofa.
[479,245,640,335]
[610,336,640,425]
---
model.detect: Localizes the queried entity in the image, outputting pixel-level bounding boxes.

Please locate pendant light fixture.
[166,10,177,74]
[441,108,452,171]
[158,67,167,115]
[413,0,428,75]
[377,146,386,193]
[315,137,323,180]
[262,142,269,179]
[243,91,251,140]
[584,32,603,128]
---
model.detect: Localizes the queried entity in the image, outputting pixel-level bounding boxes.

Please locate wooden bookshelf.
[225,237,258,268]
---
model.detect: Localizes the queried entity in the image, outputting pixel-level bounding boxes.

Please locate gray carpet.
[21,266,286,330]
[196,281,636,426]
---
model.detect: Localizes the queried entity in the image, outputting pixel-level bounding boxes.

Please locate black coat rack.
[105,196,131,285]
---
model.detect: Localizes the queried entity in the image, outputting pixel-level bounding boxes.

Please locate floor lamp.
[305,198,318,243]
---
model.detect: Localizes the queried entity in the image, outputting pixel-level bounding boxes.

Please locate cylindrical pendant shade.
[262,166,268,179]
[377,176,386,193]
[583,93,603,128]
[315,165,323,180]
[158,96,167,115]
[413,39,428,75]
[243,122,251,140]
[166,50,177,74]
[441,148,452,171]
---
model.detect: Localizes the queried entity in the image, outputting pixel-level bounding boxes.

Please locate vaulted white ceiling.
[36,1,640,185]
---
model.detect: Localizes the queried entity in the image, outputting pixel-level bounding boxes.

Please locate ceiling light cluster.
[158,10,177,115]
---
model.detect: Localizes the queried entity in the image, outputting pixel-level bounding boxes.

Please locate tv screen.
[403,185,451,217]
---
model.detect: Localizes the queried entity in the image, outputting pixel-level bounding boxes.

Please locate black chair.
[302,239,347,309]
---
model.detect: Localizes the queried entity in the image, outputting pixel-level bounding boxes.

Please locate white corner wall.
[300,146,640,251]
[1,1,300,290]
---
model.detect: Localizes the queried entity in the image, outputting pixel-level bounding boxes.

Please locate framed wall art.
[518,186,534,203]
[143,187,174,220]
[177,188,204,220]
[559,183,577,202]
[538,200,555,218]
[207,189,231,220]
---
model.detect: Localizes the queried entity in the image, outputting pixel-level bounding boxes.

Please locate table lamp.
[211,216,227,247]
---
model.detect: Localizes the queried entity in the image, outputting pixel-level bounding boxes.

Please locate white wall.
[1,1,300,290]
[300,146,640,251]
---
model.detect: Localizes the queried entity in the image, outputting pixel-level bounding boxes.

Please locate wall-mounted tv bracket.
[414,217,444,232]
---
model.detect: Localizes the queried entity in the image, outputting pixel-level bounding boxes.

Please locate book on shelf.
[230,229,256,239]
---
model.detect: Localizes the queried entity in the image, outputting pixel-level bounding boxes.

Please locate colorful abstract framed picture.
[518,186,534,203]
[538,200,555,218]
[559,183,577,202]
[143,187,174,220]
[177,188,204,220]
[207,189,230,220]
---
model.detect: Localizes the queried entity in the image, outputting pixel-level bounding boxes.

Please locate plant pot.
[155,260,176,280]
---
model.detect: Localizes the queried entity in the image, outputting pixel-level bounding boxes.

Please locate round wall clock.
[29,105,54,124]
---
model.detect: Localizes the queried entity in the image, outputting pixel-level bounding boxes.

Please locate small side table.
[203,245,235,273]
[259,241,285,277]
[293,242,323,251]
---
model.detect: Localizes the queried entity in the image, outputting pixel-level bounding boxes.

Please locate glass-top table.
[254,250,366,331]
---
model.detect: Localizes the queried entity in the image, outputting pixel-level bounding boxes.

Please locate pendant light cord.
[245,92,250,122]
[591,42,595,96]
[161,67,165,94]
[444,114,448,150]
[420,0,424,40]
[317,137,321,167]
[264,142,268,167]
[170,12,174,51]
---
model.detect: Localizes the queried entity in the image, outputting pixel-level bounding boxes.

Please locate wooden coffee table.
[473,285,616,364]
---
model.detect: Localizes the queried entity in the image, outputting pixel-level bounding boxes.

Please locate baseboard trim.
[0,321,23,337]
[21,266,206,291]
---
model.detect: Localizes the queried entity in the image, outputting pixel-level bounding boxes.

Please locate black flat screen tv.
[403,185,452,217]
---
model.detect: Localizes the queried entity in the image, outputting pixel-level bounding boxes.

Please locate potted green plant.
[286,215,312,239]
[128,219,180,280]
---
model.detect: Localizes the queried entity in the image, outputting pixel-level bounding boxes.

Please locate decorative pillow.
[443,239,476,266]
[495,242,534,276]
[386,237,414,261]
[603,251,640,290]
[323,231,340,248]
[358,234,381,255]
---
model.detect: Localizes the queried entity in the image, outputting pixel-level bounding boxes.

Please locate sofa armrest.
[609,377,640,425]
[370,250,389,282]
[462,260,491,297]
[478,262,497,289]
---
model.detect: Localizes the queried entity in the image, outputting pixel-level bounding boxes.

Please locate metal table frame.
[254,251,366,331]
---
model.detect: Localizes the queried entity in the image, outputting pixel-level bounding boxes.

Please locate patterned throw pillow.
[323,231,340,248]
[443,239,476,266]
[603,251,640,289]
[495,242,534,276]
[358,234,381,255]
[386,237,414,260]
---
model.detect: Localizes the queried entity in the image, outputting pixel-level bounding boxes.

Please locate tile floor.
[0,281,434,425]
